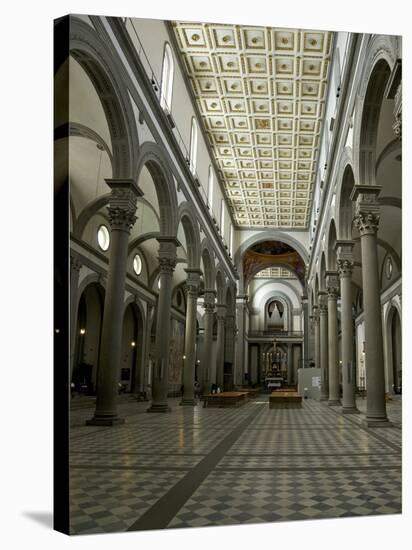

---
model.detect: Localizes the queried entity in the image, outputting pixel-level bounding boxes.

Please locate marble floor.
[69,394,402,535]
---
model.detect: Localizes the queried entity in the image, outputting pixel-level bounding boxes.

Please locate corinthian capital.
[336,240,355,278]
[157,236,179,275]
[105,179,142,232]
[203,301,215,314]
[337,258,354,277]
[216,303,227,321]
[203,289,216,314]
[158,256,176,275]
[354,212,380,236]
[184,268,202,298]
[318,291,328,313]
[351,185,382,237]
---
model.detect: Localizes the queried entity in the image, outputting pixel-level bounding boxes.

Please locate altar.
[265,376,284,391]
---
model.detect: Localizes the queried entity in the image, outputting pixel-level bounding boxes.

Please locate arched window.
[229,223,234,257]
[220,198,225,235]
[208,166,214,208]
[189,118,198,175]
[160,44,174,111]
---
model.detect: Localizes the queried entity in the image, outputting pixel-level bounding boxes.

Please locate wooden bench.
[203,391,248,408]
[272,386,297,393]
[234,387,260,398]
[269,391,302,409]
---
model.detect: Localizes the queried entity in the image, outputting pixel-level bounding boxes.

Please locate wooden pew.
[269,391,302,409]
[203,391,248,408]
[234,387,261,398]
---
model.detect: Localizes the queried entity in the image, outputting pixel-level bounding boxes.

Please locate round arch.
[384,301,402,394]
[178,202,201,269]
[215,267,226,304]
[353,35,399,187]
[319,253,327,290]
[135,142,179,237]
[121,297,146,393]
[235,230,309,267]
[334,148,356,240]
[200,238,216,290]
[326,218,338,270]
[72,280,106,393]
[249,279,302,310]
[264,294,293,332]
[69,18,138,179]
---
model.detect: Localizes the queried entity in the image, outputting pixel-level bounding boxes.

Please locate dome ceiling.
[171,22,333,229]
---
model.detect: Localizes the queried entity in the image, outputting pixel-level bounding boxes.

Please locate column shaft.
[319,294,329,401]
[181,270,201,406]
[87,179,140,425]
[327,292,340,405]
[352,185,389,426]
[287,344,293,384]
[147,238,178,413]
[361,232,388,423]
[337,243,359,414]
[215,305,226,388]
[202,298,215,392]
[313,307,320,370]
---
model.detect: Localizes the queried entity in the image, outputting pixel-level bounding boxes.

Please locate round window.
[386,257,393,279]
[97,225,110,251]
[133,254,142,275]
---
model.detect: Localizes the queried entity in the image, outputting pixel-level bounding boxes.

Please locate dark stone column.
[351,185,390,427]
[318,291,329,401]
[87,179,141,426]
[326,271,340,406]
[147,237,179,413]
[337,241,360,414]
[215,304,227,388]
[201,290,216,393]
[180,269,201,406]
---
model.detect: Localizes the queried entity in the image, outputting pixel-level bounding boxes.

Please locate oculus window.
[97,225,110,251]
[133,254,143,276]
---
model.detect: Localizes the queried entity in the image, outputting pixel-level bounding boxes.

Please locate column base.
[361,416,392,428]
[146,403,171,413]
[328,399,341,406]
[342,406,360,414]
[179,398,197,407]
[86,415,125,426]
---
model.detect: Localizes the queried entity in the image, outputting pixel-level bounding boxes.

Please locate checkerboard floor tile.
[69,395,402,534]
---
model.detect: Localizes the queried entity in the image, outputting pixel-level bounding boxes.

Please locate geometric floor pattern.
[69,394,402,534]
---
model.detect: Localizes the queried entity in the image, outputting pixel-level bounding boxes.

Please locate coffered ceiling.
[171,22,333,228]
